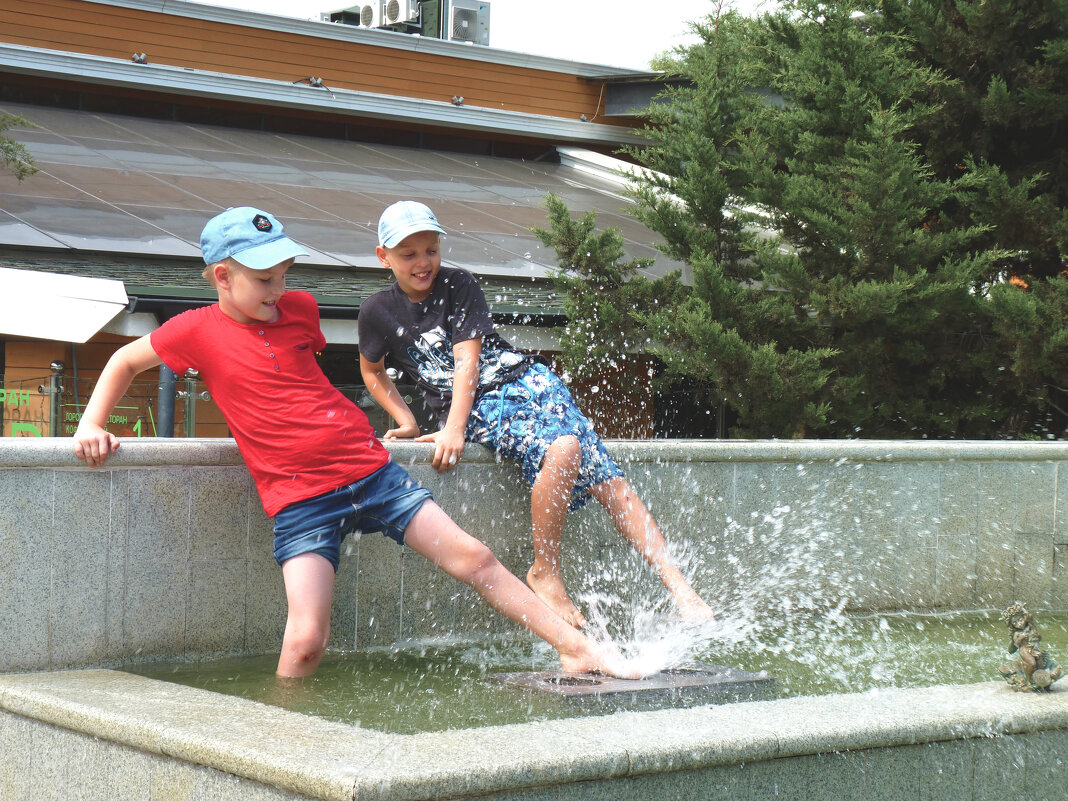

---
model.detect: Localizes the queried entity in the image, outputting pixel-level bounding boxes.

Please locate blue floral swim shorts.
[466,362,624,510]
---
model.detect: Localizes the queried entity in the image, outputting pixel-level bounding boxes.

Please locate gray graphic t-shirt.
[358,266,533,423]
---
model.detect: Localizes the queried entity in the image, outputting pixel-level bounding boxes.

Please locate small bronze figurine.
[998,602,1063,692]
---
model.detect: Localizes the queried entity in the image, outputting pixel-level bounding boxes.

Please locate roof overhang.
[0,43,648,147]
[0,267,129,343]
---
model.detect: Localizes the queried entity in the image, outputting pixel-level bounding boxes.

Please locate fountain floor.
[486,666,774,709]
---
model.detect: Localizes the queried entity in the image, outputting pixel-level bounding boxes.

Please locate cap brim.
[381,222,447,249]
[231,237,310,270]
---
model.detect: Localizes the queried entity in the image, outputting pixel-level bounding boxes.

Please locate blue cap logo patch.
[253,214,273,232]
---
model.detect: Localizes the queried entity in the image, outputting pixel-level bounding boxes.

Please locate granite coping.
[1,670,1066,801]
[3,437,1068,468]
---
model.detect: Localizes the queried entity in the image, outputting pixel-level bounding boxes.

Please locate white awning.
[0,267,128,343]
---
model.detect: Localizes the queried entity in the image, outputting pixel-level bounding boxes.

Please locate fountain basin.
[2,438,1067,798]
[2,669,1067,800]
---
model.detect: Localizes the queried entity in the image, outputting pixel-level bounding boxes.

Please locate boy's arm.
[359,354,421,439]
[420,337,480,473]
[73,335,163,467]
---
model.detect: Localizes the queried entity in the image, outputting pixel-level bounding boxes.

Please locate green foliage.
[531,194,683,386]
[0,114,38,181]
[985,275,1068,435]
[877,0,1068,281]
[544,0,1067,439]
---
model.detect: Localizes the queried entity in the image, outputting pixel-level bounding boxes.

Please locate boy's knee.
[551,434,580,452]
[457,538,500,582]
[284,624,329,664]
[547,435,581,465]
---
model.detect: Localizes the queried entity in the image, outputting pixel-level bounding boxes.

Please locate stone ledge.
[4,437,1068,468]
[1,670,1066,801]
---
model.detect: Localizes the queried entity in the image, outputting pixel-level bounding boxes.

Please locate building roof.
[0,0,682,345]
[0,100,676,279]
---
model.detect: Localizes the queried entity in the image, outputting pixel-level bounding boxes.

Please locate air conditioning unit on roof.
[384,0,420,25]
[448,0,490,46]
[320,5,364,25]
[359,1,384,28]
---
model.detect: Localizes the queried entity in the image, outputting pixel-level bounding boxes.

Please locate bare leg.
[403,500,638,677]
[589,477,715,622]
[277,552,335,677]
[526,435,587,627]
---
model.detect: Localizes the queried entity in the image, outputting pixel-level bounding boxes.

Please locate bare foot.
[527,565,587,628]
[676,594,716,624]
[559,641,644,680]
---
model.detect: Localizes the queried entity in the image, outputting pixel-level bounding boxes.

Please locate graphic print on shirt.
[406,324,528,395]
[408,326,454,391]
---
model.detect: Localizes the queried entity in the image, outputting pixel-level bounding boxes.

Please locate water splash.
[570,500,869,686]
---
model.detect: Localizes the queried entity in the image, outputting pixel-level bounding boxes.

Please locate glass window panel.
[16,138,126,170]
[454,201,551,231]
[269,186,388,224]
[7,105,156,142]
[77,142,217,177]
[1,102,678,279]
[145,174,323,217]
[0,208,70,248]
[0,196,201,256]
[281,218,379,267]
[441,235,552,277]
[40,163,209,208]
[0,169,86,202]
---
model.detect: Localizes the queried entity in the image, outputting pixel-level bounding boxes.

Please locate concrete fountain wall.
[1,438,1067,800]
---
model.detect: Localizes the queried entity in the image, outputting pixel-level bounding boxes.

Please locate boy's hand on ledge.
[383,422,421,439]
[416,427,466,473]
[73,423,120,467]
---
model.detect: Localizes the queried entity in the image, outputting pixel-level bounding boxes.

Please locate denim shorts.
[272,461,432,570]
[466,362,624,511]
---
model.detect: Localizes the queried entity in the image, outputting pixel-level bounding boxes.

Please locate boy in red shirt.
[74,206,630,679]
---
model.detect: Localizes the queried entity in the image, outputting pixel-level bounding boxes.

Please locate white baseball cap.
[378,201,446,248]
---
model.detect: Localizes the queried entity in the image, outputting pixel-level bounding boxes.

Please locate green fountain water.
[129,611,1067,734]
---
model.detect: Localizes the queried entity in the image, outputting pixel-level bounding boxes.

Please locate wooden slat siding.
[10,18,606,121]
[0,0,619,124]
[5,73,564,152]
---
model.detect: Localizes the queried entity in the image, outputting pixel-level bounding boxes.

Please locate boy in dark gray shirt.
[359,201,715,628]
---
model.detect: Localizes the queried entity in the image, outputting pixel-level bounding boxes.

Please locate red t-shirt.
[150,291,390,517]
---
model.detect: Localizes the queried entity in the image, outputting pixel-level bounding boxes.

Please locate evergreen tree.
[530,194,682,409]
[875,0,1068,435]
[624,0,1000,436]
[738,0,1002,436]
[628,4,840,437]
[985,277,1068,436]
[877,0,1068,281]
[544,0,1066,438]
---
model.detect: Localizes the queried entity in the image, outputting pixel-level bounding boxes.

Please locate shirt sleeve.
[149,309,199,375]
[288,291,327,352]
[448,270,497,344]
[356,293,389,363]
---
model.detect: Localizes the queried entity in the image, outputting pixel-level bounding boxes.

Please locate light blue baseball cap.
[378,201,446,248]
[200,207,308,270]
